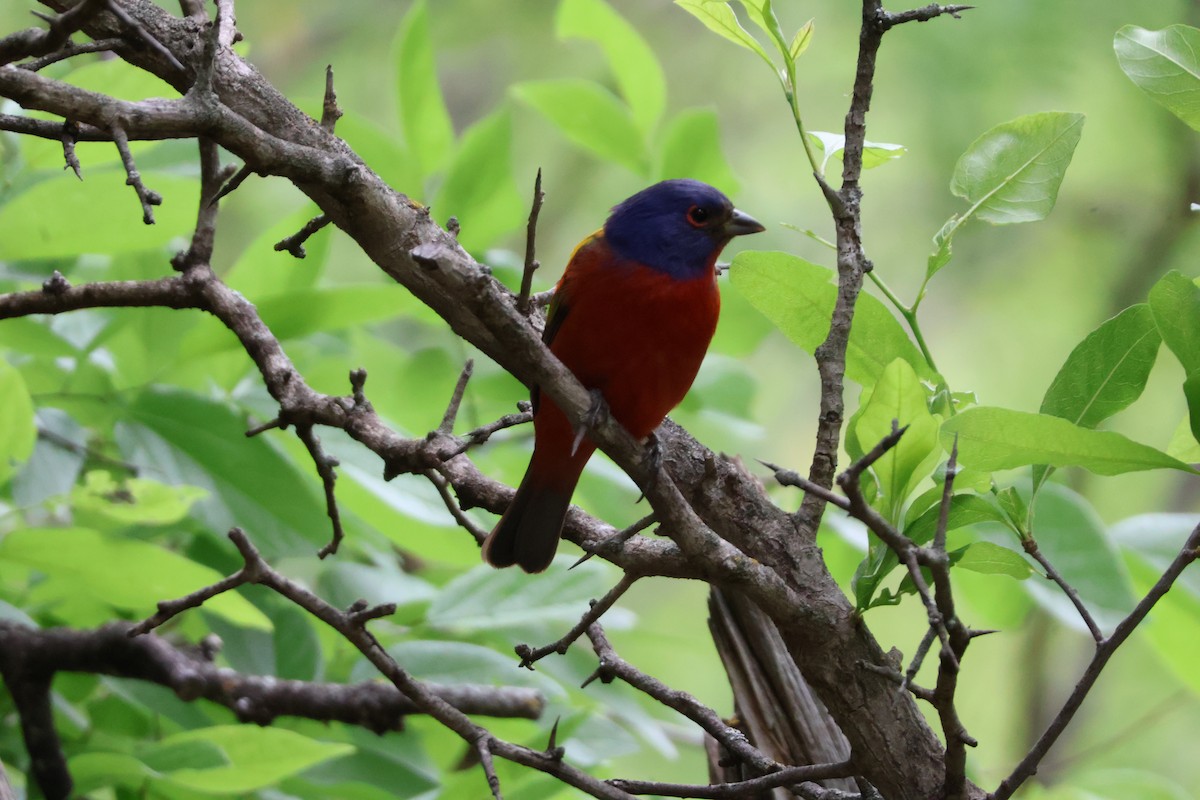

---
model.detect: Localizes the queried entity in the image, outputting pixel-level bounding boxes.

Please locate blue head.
[603,179,765,280]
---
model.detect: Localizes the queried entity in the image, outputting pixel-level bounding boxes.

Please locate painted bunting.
[482,179,765,572]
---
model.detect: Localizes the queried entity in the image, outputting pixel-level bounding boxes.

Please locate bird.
[481,179,765,573]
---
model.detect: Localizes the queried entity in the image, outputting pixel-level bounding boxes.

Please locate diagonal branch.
[130,528,638,800]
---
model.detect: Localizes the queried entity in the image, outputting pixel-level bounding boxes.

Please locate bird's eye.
[686,205,710,227]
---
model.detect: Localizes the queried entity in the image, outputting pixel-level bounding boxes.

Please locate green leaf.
[69,753,157,795]
[1149,270,1200,374]
[806,131,906,173]
[1115,25,1200,132]
[0,359,36,486]
[433,108,525,252]
[674,0,773,68]
[118,388,331,558]
[951,111,1084,227]
[178,285,433,362]
[1023,483,1136,631]
[904,493,1010,545]
[273,603,323,682]
[148,725,353,793]
[0,172,198,260]
[941,406,1195,476]
[426,559,634,635]
[557,0,666,134]
[951,541,1032,579]
[0,528,270,630]
[850,359,941,523]
[657,107,740,194]
[1113,514,1200,694]
[995,485,1030,538]
[395,0,455,179]
[1149,271,1200,444]
[71,470,207,527]
[950,111,1084,226]
[1041,304,1162,428]
[512,79,647,175]
[729,250,934,385]
[1035,303,1163,496]
[1126,553,1200,697]
[926,216,958,280]
[789,19,815,61]
[1078,769,1196,800]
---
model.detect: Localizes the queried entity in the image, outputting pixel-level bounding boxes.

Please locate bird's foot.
[635,432,662,504]
[570,388,607,457]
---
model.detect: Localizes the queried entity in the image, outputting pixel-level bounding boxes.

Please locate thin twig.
[927,441,974,799]
[297,425,345,559]
[130,528,637,800]
[585,623,782,774]
[449,402,533,456]
[440,359,474,434]
[516,573,639,669]
[607,760,856,799]
[881,3,974,29]
[60,119,81,179]
[111,124,161,224]
[517,168,544,314]
[476,737,504,800]
[760,459,850,511]
[426,467,489,544]
[274,214,331,258]
[1023,538,1104,643]
[19,37,123,71]
[990,523,1200,800]
[320,64,342,132]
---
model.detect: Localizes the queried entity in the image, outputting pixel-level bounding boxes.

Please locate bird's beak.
[723,208,766,237]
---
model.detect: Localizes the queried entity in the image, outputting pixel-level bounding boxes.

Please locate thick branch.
[0,621,544,728]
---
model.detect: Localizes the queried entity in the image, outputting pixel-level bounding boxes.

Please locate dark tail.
[481,466,577,573]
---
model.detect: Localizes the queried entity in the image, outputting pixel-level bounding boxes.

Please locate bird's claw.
[635,432,662,504]
[571,388,607,457]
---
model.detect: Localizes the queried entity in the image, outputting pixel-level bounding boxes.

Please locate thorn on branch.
[296,424,346,559]
[346,602,397,627]
[60,120,81,179]
[320,64,343,132]
[475,736,503,800]
[41,270,69,295]
[517,168,544,314]
[210,163,253,206]
[103,0,186,73]
[880,3,975,29]
[349,368,370,409]
[448,401,533,457]
[516,573,638,669]
[245,417,285,437]
[111,125,161,225]
[759,458,850,511]
[426,467,489,544]
[439,359,474,435]
[274,214,331,259]
[544,717,565,761]
[570,514,656,569]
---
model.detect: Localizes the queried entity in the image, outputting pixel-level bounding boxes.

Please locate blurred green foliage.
[2,1,1200,798]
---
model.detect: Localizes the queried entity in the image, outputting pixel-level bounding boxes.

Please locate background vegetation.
[2,0,1199,798]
